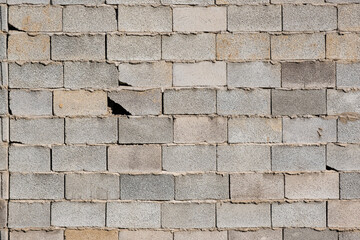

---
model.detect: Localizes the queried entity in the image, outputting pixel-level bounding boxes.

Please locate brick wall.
[0,0,359,239]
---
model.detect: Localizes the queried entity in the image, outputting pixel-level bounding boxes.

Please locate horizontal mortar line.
[7,199,349,203]
[6,30,360,35]
[7,169,354,174]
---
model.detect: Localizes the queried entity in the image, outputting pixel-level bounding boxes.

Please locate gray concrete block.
[272,90,326,115]
[8,33,49,61]
[162,203,215,228]
[52,145,106,172]
[107,202,161,228]
[173,7,226,32]
[283,117,336,143]
[54,90,107,116]
[118,6,171,32]
[271,34,325,60]
[339,4,360,31]
[327,144,360,171]
[217,145,271,172]
[328,90,360,114]
[228,62,280,88]
[272,145,326,171]
[340,172,360,199]
[54,0,104,3]
[9,146,50,172]
[229,230,282,240]
[64,6,116,32]
[338,120,360,143]
[10,230,64,240]
[217,203,270,228]
[119,231,172,240]
[282,62,335,88]
[108,89,162,116]
[217,34,270,61]
[0,89,7,115]
[9,202,49,228]
[228,117,282,143]
[164,89,216,114]
[174,116,227,143]
[162,34,215,60]
[10,118,64,144]
[284,229,338,240]
[108,0,159,3]
[118,117,172,144]
[173,62,226,86]
[64,62,118,89]
[285,173,339,199]
[66,173,119,200]
[218,0,268,3]
[228,5,281,31]
[337,63,360,87]
[231,173,284,200]
[118,62,172,87]
[163,145,216,172]
[108,145,161,173]
[283,5,336,31]
[0,201,6,228]
[217,89,270,115]
[10,173,64,200]
[175,173,229,200]
[162,0,213,4]
[328,201,360,228]
[52,35,105,60]
[121,174,174,200]
[340,232,360,240]
[10,90,52,116]
[272,202,326,227]
[0,145,7,171]
[66,117,117,144]
[327,33,360,60]
[175,231,227,240]
[8,0,49,3]
[9,63,63,89]
[52,202,105,227]
[107,35,161,61]
[9,6,62,31]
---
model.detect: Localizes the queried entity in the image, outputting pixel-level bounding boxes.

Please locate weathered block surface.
[174,116,227,143]
[228,117,282,143]
[175,173,229,200]
[231,173,284,200]
[66,173,119,200]
[272,202,326,227]
[118,117,173,144]
[108,145,161,173]
[217,33,270,60]
[118,6,172,32]
[121,174,174,200]
[217,203,271,228]
[162,203,215,228]
[228,5,281,32]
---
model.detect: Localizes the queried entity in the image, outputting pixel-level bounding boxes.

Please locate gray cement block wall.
[0,0,359,239]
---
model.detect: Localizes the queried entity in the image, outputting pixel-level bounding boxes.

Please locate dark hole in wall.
[107,97,131,115]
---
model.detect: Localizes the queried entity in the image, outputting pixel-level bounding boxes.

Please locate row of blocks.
[2,32,360,61]
[2,0,359,5]
[2,61,360,89]
[1,88,360,116]
[4,5,360,33]
[2,200,360,228]
[4,172,360,200]
[0,144,358,172]
[1,117,360,144]
[1,229,359,240]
